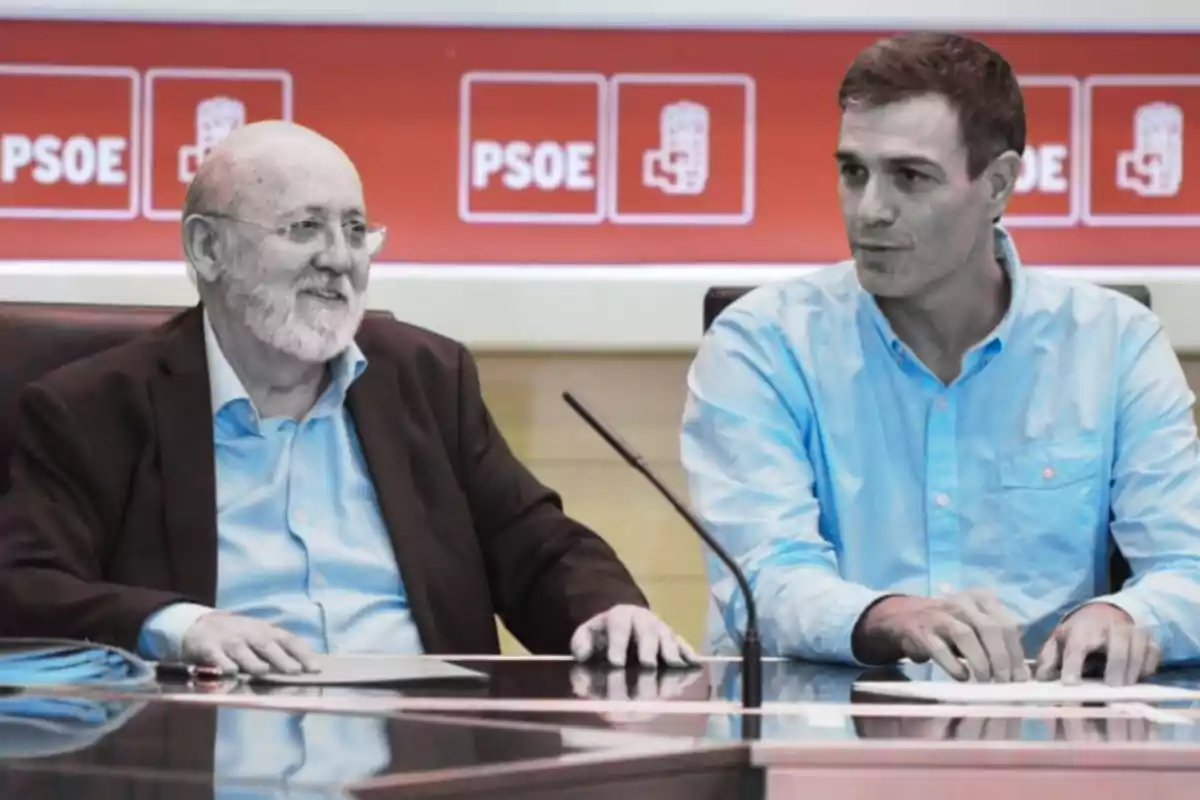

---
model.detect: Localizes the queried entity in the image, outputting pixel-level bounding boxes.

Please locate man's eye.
[840,164,866,181]
[288,220,323,238]
[344,222,368,246]
[896,168,929,186]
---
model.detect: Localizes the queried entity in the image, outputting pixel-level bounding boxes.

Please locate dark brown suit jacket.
[0,306,647,655]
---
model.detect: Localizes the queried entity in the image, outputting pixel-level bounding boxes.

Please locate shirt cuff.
[738,570,891,666]
[1078,591,1165,644]
[137,602,214,661]
[815,585,896,666]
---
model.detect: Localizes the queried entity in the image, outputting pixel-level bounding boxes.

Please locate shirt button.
[937,582,954,594]
[1042,466,1056,479]
[933,397,948,412]
[934,493,950,508]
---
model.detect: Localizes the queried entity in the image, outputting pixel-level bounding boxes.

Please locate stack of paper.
[852,679,1200,704]
[250,655,488,687]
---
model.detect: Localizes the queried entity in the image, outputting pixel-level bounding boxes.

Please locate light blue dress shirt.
[682,226,1200,667]
[137,313,424,660]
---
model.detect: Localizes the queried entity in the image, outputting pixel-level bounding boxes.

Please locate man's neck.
[875,240,1010,385]
[205,302,330,420]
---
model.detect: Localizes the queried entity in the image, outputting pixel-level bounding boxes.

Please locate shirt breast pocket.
[992,437,1106,556]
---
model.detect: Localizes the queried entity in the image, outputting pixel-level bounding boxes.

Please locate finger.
[1060,625,1104,686]
[278,636,321,673]
[1104,625,1132,686]
[228,642,272,675]
[970,593,1029,681]
[1142,639,1164,679]
[942,619,991,682]
[632,617,661,669]
[1034,633,1063,681]
[252,640,303,674]
[606,612,634,668]
[194,646,239,676]
[919,631,969,681]
[571,616,606,662]
[955,598,1016,682]
[676,637,699,665]
[656,627,687,669]
[1125,627,1150,687]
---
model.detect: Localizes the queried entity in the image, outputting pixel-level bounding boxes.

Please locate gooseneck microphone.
[561,391,763,737]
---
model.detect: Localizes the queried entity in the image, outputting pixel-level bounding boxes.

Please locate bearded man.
[0,121,693,675]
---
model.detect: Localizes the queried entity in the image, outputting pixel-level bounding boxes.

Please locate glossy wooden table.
[1,656,1198,798]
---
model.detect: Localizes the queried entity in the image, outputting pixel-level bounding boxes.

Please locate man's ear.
[982,150,1022,221]
[366,225,387,258]
[182,214,224,283]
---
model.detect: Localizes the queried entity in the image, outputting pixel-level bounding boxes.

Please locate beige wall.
[478,351,1200,655]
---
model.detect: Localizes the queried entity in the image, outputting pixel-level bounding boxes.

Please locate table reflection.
[702,659,1200,745]
[213,705,391,799]
[19,656,1199,754]
[0,689,601,800]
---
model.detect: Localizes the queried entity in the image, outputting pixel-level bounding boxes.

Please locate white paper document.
[250,656,488,686]
[852,679,1200,705]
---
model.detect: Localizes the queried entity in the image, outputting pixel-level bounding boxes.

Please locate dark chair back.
[0,302,393,496]
[700,283,1152,592]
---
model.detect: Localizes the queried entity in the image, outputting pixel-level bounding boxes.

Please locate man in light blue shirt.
[681,33,1200,686]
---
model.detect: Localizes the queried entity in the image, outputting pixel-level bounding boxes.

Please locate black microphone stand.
[561,392,762,740]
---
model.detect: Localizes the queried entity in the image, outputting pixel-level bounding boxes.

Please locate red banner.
[0,22,1198,265]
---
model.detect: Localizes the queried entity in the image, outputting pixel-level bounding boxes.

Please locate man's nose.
[857,178,899,226]
[314,224,355,273]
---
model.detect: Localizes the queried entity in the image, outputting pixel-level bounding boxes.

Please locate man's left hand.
[1034,603,1162,686]
[570,605,698,669]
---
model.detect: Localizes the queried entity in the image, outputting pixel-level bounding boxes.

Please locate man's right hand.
[853,589,1029,682]
[180,611,321,676]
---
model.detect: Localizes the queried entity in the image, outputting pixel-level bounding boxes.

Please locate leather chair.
[699,283,1153,592]
[0,302,394,496]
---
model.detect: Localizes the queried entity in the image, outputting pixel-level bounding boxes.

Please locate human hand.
[854,589,1029,682]
[570,605,698,669]
[1034,603,1162,686]
[180,611,321,676]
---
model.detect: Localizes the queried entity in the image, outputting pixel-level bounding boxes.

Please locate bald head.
[182,120,362,221]
[180,120,373,366]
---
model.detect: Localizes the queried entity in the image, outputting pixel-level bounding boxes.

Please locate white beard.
[226,277,366,364]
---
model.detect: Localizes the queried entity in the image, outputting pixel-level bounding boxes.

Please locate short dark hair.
[837,32,1026,178]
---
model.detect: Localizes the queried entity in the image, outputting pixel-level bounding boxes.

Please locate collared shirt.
[681,226,1200,666]
[137,312,423,660]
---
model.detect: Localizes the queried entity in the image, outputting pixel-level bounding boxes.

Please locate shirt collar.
[202,309,367,424]
[862,223,1028,359]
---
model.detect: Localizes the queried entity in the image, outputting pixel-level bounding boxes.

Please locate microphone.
[561,391,763,738]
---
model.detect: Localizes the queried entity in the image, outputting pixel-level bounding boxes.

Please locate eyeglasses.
[194,212,386,252]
